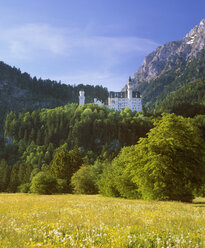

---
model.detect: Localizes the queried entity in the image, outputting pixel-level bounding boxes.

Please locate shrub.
[56,179,68,193]
[30,172,57,194]
[71,165,97,194]
[48,146,83,192]
[17,183,30,193]
[97,164,120,197]
[97,153,140,199]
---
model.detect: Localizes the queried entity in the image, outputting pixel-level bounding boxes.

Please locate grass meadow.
[0,194,204,247]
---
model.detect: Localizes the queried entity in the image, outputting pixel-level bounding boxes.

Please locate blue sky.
[0,0,204,91]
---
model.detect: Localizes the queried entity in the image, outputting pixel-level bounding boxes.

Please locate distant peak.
[199,19,205,26]
[130,19,205,85]
[185,19,205,39]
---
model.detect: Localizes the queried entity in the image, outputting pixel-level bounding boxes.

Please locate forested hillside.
[0,61,108,133]
[4,104,153,153]
[0,104,153,193]
[158,78,205,116]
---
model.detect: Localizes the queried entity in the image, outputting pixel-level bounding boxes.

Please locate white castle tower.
[79,90,85,105]
[127,81,133,100]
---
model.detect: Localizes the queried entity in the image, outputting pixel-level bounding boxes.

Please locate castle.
[108,81,142,112]
[79,81,142,112]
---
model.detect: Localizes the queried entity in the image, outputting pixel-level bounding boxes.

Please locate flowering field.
[0,194,204,247]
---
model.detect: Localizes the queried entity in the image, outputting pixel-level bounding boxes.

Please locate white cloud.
[0,23,159,90]
[1,24,68,59]
[80,36,158,70]
[0,23,158,61]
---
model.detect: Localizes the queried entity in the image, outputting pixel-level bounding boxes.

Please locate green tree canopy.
[129,113,205,202]
[30,172,57,194]
[71,165,97,194]
[0,159,10,192]
[97,147,140,199]
[48,146,83,192]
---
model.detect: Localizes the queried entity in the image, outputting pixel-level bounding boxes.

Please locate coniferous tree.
[0,159,10,192]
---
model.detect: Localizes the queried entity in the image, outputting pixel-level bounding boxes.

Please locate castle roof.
[109,91,140,98]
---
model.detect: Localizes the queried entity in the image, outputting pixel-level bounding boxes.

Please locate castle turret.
[79,90,85,105]
[127,81,133,100]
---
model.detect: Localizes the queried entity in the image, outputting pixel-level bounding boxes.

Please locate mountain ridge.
[123,19,205,109]
[132,19,205,85]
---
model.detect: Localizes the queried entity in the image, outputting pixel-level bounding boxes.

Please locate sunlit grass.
[0,194,204,247]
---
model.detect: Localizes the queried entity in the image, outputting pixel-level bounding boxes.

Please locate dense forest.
[4,104,153,151]
[0,61,108,104]
[0,104,153,193]
[0,61,108,133]
[0,102,204,201]
[158,78,205,117]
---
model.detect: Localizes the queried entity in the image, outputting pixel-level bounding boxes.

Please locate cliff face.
[132,19,205,85]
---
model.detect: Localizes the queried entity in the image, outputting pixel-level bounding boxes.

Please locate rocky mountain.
[125,19,205,109]
[133,19,205,84]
